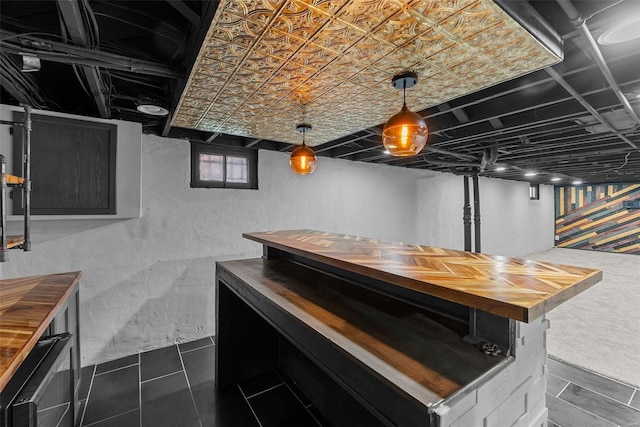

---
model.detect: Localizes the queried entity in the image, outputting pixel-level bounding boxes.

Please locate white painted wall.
[1,118,554,366]
[0,105,142,220]
[414,172,554,257]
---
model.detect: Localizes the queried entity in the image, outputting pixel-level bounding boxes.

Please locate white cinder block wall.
[1,116,554,365]
[414,172,555,256]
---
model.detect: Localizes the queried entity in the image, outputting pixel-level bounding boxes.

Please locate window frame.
[529,183,540,200]
[190,142,258,190]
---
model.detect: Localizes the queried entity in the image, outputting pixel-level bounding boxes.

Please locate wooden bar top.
[243,230,602,323]
[0,271,82,391]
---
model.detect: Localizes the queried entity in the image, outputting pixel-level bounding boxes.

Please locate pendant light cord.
[403,78,407,108]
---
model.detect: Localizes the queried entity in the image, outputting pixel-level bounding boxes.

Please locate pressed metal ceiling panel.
[172,0,562,146]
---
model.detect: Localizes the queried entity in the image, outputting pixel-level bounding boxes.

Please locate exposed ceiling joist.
[56,0,109,118]
[166,0,200,25]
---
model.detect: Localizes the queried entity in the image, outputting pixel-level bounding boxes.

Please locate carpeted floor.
[525,247,640,388]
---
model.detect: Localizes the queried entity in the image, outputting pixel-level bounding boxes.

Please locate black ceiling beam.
[421,49,637,130]
[545,66,639,150]
[162,0,220,136]
[56,0,109,118]
[437,102,470,124]
[433,97,625,150]
[206,133,220,143]
[244,139,262,148]
[166,1,200,25]
[0,31,182,78]
[333,140,382,158]
[314,130,379,154]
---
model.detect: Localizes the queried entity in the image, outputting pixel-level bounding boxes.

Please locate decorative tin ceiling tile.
[312,16,367,53]
[372,8,434,47]
[336,0,402,31]
[173,0,562,145]
[271,1,331,41]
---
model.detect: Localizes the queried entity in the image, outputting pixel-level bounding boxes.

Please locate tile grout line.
[275,371,323,427]
[628,388,637,407]
[179,342,215,355]
[138,352,142,427]
[140,369,185,384]
[94,362,139,377]
[549,356,637,389]
[549,392,619,427]
[550,372,636,407]
[79,364,96,427]
[54,404,70,427]
[555,381,571,398]
[244,382,286,400]
[237,383,264,427]
[83,408,139,427]
[177,344,203,427]
[567,380,640,410]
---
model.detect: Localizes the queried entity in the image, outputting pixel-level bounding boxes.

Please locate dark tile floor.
[79,337,327,427]
[79,338,640,427]
[546,356,640,427]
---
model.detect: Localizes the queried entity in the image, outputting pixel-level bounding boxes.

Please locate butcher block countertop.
[243,230,602,323]
[0,271,82,391]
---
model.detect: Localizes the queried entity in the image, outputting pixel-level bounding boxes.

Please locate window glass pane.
[226,156,248,183]
[199,153,224,181]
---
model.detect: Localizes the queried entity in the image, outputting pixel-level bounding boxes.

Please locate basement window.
[190,143,258,189]
[529,183,540,200]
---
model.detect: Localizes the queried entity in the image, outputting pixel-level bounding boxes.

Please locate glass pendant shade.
[290,144,317,175]
[382,104,429,156]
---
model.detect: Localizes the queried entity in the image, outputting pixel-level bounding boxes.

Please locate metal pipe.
[556,0,640,135]
[23,105,31,251]
[463,176,472,251]
[473,175,481,253]
[1,154,7,262]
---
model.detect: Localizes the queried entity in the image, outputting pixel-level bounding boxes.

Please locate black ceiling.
[1,0,639,184]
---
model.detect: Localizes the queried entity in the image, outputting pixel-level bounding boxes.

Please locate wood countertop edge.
[525,269,604,322]
[242,232,603,323]
[0,271,83,392]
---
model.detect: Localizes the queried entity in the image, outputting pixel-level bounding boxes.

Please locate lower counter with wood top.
[0,272,82,427]
[216,230,602,427]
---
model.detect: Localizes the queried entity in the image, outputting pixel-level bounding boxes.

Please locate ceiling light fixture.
[495,166,507,172]
[551,177,562,182]
[598,18,640,45]
[382,71,428,157]
[572,180,583,185]
[136,104,169,116]
[525,172,537,177]
[290,124,317,175]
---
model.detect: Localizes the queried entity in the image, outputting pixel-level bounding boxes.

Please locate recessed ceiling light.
[598,18,640,45]
[572,180,583,185]
[525,172,537,177]
[551,177,561,182]
[136,104,169,116]
[495,166,506,172]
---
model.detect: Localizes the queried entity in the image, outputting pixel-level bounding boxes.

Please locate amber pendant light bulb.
[290,124,317,175]
[382,71,428,157]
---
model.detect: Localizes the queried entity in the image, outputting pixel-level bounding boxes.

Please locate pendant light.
[290,124,317,175]
[382,71,428,157]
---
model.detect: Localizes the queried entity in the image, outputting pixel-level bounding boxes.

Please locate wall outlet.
[554,235,560,241]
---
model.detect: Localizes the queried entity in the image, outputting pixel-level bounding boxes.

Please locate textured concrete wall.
[415,173,554,257]
[2,134,422,364]
[1,116,554,366]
